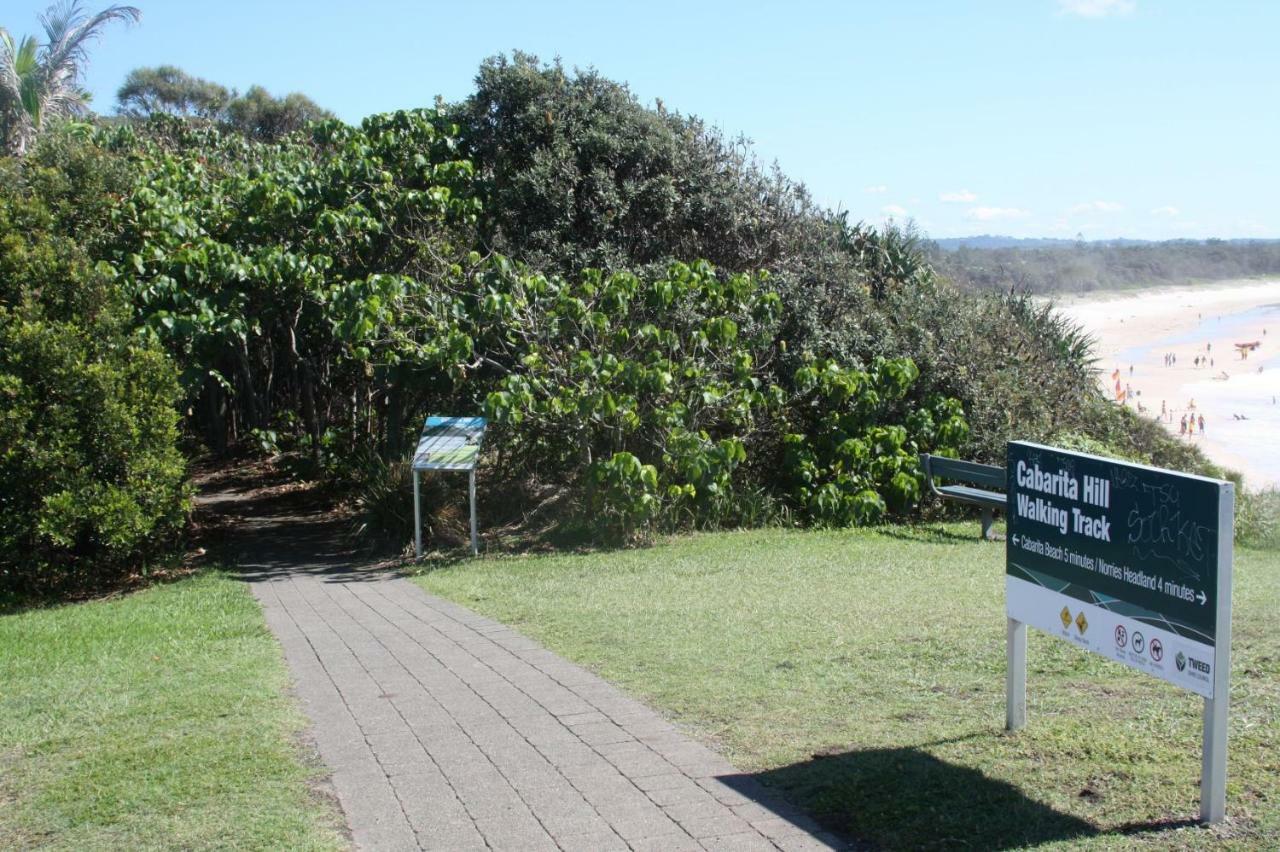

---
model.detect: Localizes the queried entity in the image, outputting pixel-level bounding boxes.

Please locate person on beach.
[1180,414,1187,435]
[1199,414,1205,434]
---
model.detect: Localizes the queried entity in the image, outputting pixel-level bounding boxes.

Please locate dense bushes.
[3,52,1248,576]
[474,258,967,539]
[0,152,187,595]
[108,110,479,459]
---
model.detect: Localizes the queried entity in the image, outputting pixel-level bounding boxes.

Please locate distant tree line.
[115,65,334,141]
[927,238,1280,294]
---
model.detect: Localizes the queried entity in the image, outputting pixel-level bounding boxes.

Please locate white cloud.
[967,206,1029,221]
[1069,200,1124,214]
[1150,205,1180,217]
[864,185,888,194]
[881,204,908,218]
[1057,0,1135,18]
[940,190,977,203]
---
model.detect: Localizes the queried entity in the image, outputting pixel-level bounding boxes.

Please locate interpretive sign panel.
[1006,441,1231,698]
[411,416,486,557]
[413,416,486,471]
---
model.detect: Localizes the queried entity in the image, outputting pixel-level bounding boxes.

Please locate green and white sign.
[1004,440,1234,823]
[1007,441,1229,697]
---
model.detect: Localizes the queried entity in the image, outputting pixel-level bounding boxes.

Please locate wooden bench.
[919,453,1006,540]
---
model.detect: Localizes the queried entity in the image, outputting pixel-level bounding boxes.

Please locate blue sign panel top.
[412,416,487,471]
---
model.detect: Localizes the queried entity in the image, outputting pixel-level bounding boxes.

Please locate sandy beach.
[1056,279,1280,489]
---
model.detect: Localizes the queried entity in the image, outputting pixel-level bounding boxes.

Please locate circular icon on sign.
[1114,625,1127,647]
[1149,638,1163,662]
[1131,631,1145,654]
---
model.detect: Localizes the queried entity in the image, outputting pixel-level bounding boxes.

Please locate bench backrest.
[920,454,1005,490]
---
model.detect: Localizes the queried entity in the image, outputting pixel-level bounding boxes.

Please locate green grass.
[0,572,345,851]
[413,524,1280,850]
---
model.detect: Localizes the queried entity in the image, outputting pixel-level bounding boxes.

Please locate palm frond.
[0,30,20,106]
[37,3,139,113]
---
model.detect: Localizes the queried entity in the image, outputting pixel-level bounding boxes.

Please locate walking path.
[217,473,842,850]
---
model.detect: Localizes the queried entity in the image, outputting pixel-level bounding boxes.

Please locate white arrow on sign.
[1011,534,1020,546]
[1197,590,1207,605]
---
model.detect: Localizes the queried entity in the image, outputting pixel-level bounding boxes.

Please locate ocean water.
[1113,302,1280,366]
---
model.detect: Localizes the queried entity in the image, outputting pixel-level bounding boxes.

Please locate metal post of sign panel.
[1201,481,1234,824]
[1006,618,1027,731]
[469,469,478,557]
[413,468,423,558]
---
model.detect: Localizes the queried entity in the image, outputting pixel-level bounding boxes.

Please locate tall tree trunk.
[235,340,261,430]
[288,316,321,465]
[385,380,404,461]
[202,374,227,455]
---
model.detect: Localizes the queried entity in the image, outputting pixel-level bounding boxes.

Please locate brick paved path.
[247,564,843,851]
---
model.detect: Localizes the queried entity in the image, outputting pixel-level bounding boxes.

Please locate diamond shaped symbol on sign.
[1060,606,1072,629]
[1075,611,1088,634]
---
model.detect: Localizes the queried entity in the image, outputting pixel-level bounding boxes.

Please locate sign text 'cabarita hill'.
[1014,460,1112,540]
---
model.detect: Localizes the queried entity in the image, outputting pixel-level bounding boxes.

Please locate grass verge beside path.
[0,572,345,850]
[413,525,1280,850]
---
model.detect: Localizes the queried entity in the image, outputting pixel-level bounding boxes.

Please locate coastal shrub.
[478,259,786,538]
[782,358,968,525]
[14,55,1212,557]
[0,142,188,596]
[446,55,1121,474]
[109,110,479,458]
[478,258,969,540]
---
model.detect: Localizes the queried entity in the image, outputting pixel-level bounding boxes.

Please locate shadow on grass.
[876,523,998,546]
[746,737,1199,850]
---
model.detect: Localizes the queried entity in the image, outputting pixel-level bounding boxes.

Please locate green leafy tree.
[0,2,139,155]
[116,64,232,119]
[111,110,478,459]
[223,85,334,141]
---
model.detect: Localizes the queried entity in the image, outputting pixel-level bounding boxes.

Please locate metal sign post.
[1004,441,1233,824]
[411,416,486,557]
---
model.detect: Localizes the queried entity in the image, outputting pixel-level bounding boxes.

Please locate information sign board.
[411,416,486,557]
[1004,440,1234,823]
[1006,441,1229,698]
[412,416,486,471]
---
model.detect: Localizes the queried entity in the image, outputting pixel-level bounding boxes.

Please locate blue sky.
[10,0,1277,240]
